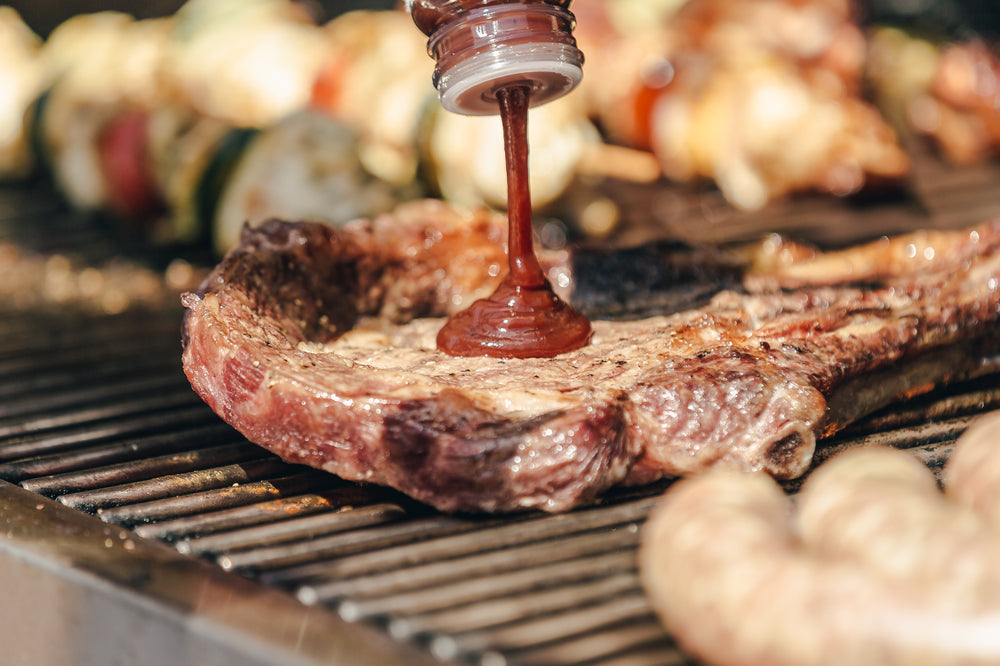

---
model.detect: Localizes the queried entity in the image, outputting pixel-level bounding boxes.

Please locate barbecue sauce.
[436,85,592,358]
[408,0,589,357]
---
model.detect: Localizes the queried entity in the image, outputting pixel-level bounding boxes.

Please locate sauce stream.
[436,85,592,358]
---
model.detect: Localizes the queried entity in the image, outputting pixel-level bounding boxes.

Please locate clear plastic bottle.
[405,0,584,115]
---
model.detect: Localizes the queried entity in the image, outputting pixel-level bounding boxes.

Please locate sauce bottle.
[405,0,584,115]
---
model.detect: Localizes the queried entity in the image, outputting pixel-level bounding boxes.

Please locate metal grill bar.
[300,532,640,608]
[329,549,640,622]
[269,499,653,582]
[0,388,202,440]
[821,414,974,458]
[907,440,957,472]
[0,304,178,333]
[392,571,649,648]
[0,403,218,461]
[0,373,192,420]
[510,620,680,666]
[95,471,334,526]
[175,500,409,557]
[16,436,259,492]
[0,311,180,352]
[248,516,490,577]
[0,334,179,373]
[843,383,1000,432]
[132,486,385,541]
[444,588,653,663]
[60,456,290,512]
[0,354,181,401]
[450,593,653,656]
[0,323,179,357]
[627,149,1000,247]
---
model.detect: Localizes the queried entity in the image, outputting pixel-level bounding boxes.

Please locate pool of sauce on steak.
[436,85,593,358]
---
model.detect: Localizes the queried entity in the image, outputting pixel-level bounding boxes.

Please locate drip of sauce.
[436,85,592,358]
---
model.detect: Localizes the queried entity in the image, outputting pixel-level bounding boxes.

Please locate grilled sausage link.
[944,411,1000,528]
[640,411,1000,666]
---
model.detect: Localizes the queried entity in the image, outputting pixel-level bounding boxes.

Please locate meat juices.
[436,85,592,357]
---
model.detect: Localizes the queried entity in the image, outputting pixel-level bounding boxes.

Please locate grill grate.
[2,177,1000,666]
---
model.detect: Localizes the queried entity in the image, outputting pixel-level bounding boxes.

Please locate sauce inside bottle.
[436,84,592,358]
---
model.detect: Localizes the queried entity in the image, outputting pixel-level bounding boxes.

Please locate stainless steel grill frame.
[2,171,999,666]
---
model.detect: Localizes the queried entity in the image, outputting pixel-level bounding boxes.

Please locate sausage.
[798,446,1000,611]
[640,411,1000,666]
[944,411,1000,528]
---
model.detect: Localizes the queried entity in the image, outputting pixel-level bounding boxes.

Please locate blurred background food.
[1,0,1000,258]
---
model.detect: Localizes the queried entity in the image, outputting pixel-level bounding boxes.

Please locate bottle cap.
[427,4,584,116]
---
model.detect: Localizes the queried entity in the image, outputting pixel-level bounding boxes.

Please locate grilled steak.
[181,200,1000,513]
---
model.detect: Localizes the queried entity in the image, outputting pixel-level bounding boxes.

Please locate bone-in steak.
[181,200,1000,513]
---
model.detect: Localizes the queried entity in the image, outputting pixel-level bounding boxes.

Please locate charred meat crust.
[182,202,1000,513]
[380,394,632,513]
[569,241,746,319]
[187,219,362,345]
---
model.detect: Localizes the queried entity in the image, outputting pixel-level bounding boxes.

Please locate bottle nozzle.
[421,3,584,116]
[435,42,583,115]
